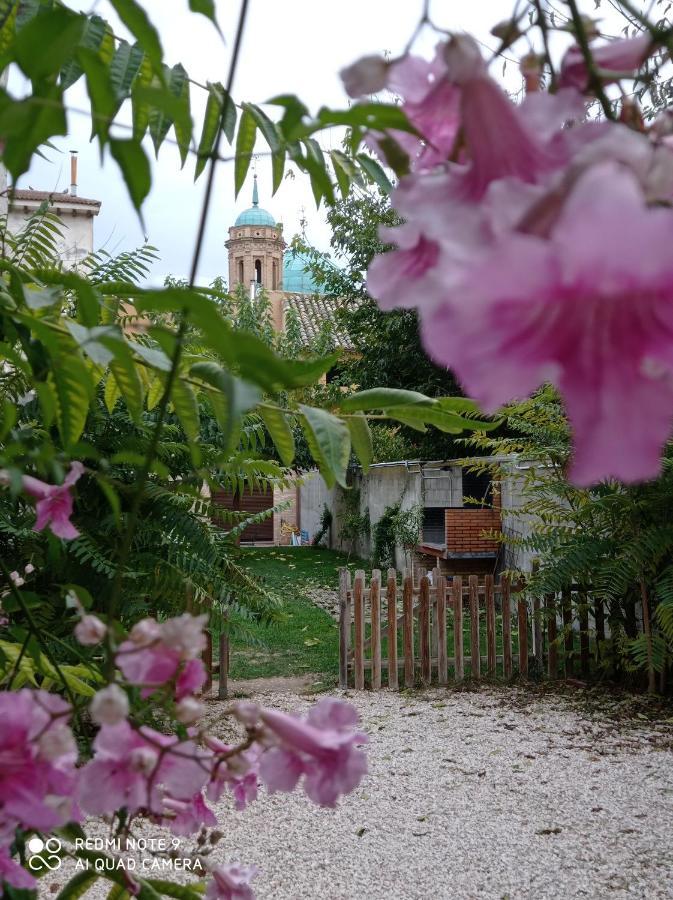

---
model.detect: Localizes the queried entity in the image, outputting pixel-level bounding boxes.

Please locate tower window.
[238,260,244,283]
[254,259,262,284]
[272,260,278,290]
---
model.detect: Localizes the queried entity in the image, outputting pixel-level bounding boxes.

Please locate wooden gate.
[339,568,601,690]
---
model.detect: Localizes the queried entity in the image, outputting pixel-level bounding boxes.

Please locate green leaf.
[339,388,434,412]
[385,404,476,433]
[14,6,85,81]
[356,152,393,194]
[234,105,256,196]
[78,46,118,143]
[0,86,67,179]
[109,138,151,211]
[346,413,372,472]
[104,373,120,412]
[0,0,17,32]
[330,149,360,198]
[110,351,144,423]
[317,102,417,134]
[173,66,191,165]
[109,39,144,104]
[49,348,94,448]
[144,64,190,155]
[131,51,153,140]
[299,405,351,488]
[171,377,200,443]
[60,13,108,90]
[188,0,218,26]
[195,82,224,180]
[54,868,98,899]
[259,405,295,466]
[109,0,162,70]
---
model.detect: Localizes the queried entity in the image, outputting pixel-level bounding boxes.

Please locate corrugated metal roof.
[285,293,354,351]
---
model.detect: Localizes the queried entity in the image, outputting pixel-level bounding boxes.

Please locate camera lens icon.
[28,836,62,871]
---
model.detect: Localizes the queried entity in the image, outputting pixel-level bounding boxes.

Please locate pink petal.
[560,34,653,91]
[258,747,304,793]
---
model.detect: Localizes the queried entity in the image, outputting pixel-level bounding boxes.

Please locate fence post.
[469,575,480,679]
[453,575,464,682]
[218,620,229,700]
[594,597,605,662]
[518,590,529,677]
[338,568,351,690]
[533,595,543,671]
[420,575,431,685]
[403,571,414,688]
[371,569,382,690]
[203,630,213,696]
[387,568,398,690]
[502,576,512,679]
[485,574,496,676]
[546,593,558,679]
[354,570,365,690]
[562,587,573,678]
[437,573,448,685]
[579,591,590,680]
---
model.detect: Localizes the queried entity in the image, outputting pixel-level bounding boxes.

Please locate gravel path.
[50,685,673,900]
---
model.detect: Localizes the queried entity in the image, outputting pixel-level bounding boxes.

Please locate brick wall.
[445,508,501,554]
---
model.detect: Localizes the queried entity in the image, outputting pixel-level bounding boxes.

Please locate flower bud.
[128,617,162,646]
[75,614,107,646]
[130,746,158,774]
[38,723,77,761]
[175,696,205,725]
[340,55,389,98]
[90,684,130,726]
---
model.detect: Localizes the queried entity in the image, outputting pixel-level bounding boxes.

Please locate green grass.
[226,546,366,682]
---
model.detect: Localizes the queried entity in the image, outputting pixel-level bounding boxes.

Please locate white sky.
[14,0,636,285]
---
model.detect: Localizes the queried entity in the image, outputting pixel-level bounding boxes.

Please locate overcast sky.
[15,0,634,285]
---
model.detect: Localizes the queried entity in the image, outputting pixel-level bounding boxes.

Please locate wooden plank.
[338,568,351,689]
[469,575,480,679]
[354,654,507,670]
[437,574,448,685]
[453,576,463,682]
[371,569,382,690]
[419,575,431,685]
[562,587,573,678]
[578,593,590,679]
[387,568,398,690]
[546,593,558,680]
[403,572,415,688]
[218,628,229,699]
[431,565,441,674]
[354,570,365,690]
[502,577,512,678]
[202,629,213,696]
[594,597,605,662]
[485,574,496,676]
[533,595,543,670]
[518,593,528,677]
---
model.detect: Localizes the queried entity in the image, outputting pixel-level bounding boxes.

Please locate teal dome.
[283,250,322,294]
[234,206,276,226]
[234,174,276,227]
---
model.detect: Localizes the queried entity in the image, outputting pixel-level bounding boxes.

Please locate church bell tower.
[225,175,286,292]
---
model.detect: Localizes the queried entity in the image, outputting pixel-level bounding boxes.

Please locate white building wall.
[7,205,95,267]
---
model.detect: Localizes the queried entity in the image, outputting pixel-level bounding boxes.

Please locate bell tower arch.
[225,175,286,292]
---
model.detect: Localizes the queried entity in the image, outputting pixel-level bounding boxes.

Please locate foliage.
[312,503,332,547]
[338,487,369,556]
[464,387,673,684]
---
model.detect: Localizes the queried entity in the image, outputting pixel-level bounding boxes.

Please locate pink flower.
[175,696,205,724]
[559,34,653,91]
[90,684,130,726]
[0,690,78,839]
[205,863,258,900]
[74,614,107,646]
[0,847,36,892]
[77,721,211,817]
[21,462,84,540]
[116,614,208,699]
[421,161,673,484]
[258,699,367,808]
[340,54,388,98]
[368,225,441,311]
[164,792,217,836]
[206,740,260,810]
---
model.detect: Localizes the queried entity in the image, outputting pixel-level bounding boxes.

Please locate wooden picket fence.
[339,568,603,690]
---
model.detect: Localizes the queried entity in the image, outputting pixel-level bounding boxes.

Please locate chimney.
[70,150,78,196]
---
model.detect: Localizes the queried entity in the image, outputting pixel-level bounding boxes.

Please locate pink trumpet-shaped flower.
[0,847,36,892]
[258,698,368,808]
[20,462,84,540]
[559,34,654,91]
[205,863,259,900]
[421,162,673,485]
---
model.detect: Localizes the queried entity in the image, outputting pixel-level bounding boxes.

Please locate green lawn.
[226,546,366,682]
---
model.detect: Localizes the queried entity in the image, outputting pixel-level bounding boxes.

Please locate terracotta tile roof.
[10,190,101,210]
[284,293,354,351]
